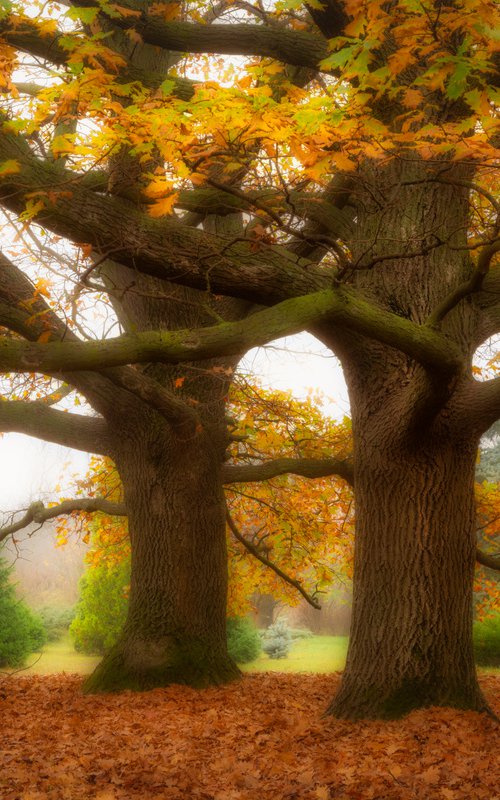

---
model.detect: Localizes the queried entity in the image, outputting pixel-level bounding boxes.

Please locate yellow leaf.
[37,330,52,343]
[0,159,21,176]
[190,172,207,186]
[332,152,357,171]
[174,376,185,388]
[149,2,181,21]
[109,4,141,17]
[147,192,179,217]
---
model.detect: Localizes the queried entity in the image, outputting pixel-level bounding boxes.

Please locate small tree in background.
[36,607,75,642]
[262,620,292,660]
[226,618,261,664]
[0,556,46,667]
[70,558,130,655]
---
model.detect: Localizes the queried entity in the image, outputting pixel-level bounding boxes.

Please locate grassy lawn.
[13,634,348,677]
[11,634,101,677]
[242,635,348,673]
[10,633,497,677]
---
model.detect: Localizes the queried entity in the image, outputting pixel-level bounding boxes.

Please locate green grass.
[9,634,498,678]
[12,634,348,677]
[242,635,349,674]
[10,634,100,676]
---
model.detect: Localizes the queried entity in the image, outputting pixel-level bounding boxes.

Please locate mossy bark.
[84,417,240,693]
[325,425,487,719]
[321,157,489,719]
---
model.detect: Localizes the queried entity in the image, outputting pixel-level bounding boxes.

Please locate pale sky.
[0,334,350,511]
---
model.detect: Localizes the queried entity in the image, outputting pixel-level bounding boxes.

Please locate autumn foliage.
[1,673,499,800]
[62,382,355,612]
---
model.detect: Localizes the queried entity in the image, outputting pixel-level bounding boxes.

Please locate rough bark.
[326,417,487,718]
[321,157,490,719]
[84,410,240,692]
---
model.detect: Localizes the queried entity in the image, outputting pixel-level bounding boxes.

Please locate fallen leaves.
[0,673,498,799]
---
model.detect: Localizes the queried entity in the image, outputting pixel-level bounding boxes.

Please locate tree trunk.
[322,156,488,718]
[84,415,240,692]
[326,419,487,718]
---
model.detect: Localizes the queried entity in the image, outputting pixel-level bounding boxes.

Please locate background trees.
[0,0,499,717]
[0,553,46,667]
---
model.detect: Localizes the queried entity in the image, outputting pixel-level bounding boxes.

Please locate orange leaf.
[147,192,179,217]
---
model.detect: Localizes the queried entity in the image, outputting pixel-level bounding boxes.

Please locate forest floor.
[0,673,498,800]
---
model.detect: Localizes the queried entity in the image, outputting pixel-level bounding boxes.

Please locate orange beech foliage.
[225,382,354,613]
[64,382,355,611]
[474,479,500,618]
[0,673,499,800]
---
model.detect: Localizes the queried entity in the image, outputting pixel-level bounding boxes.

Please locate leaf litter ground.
[0,673,498,800]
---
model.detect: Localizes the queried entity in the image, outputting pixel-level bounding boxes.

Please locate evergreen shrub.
[474,615,500,666]
[262,619,292,659]
[226,617,261,663]
[0,557,47,667]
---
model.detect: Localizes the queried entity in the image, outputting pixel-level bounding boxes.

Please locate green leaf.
[66,5,100,24]
[160,79,176,96]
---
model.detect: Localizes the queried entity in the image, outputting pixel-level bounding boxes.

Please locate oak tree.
[0,0,499,718]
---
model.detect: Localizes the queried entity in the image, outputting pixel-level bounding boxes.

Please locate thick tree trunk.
[323,157,488,718]
[84,417,240,692]
[326,422,487,718]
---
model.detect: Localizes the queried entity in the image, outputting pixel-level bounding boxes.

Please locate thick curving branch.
[69,1,330,70]
[0,399,111,454]
[467,375,500,434]
[0,251,197,428]
[472,264,500,345]
[0,15,196,97]
[306,0,349,38]
[0,497,127,543]
[476,548,500,571]
[428,240,500,328]
[0,288,463,377]
[223,456,354,486]
[225,505,321,609]
[0,133,326,306]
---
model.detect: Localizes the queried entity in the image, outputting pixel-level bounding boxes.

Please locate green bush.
[474,615,500,666]
[37,606,75,642]
[0,557,47,667]
[227,617,261,663]
[262,619,292,659]
[70,559,130,655]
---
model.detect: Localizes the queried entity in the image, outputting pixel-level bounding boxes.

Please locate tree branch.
[306,0,349,38]
[225,505,321,609]
[0,250,196,428]
[222,456,354,486]
[472,264,500,345]
[0,400,111,455]
[464,373,500,433]
[103,367,199,432]
[82,8,329,69]
[476,548,500,572]
[0,288,463,377]
[0,497,126,543]
[0,134,326,305]
[0,15,196,97]
[428,240,500,327]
